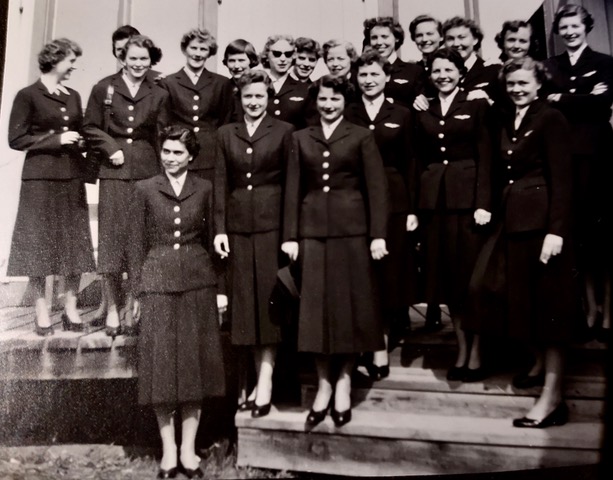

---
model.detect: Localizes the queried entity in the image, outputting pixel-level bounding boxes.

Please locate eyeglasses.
[270,50,294,58]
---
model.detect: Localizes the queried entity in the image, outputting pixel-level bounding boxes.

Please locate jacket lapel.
[37,80,67,105]
[233,122,252,144]
[327,119,351,145]
[111,73,134,102]
[444,90,467,118]
[178,173,197,201]
[175,69,199,92]
[249,115,274,144]
[156,174,177,199]
[195,69,215,92]
[374,102,394,124]
[132,77,154,103]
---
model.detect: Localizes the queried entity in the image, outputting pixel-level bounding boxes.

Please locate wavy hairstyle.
[259,34,295,69]
[222,39,259,68]
[159,125,200,158]
[38,38,82,73]
[362,16,405,50]
[180,28,218,56]
[118,35,163,65]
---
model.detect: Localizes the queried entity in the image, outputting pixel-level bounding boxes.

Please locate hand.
[153,72,166,84]
[467,89,490,102]
[109,150,124,166]
[547,93,561,102]
[406,214,419,232]
[214,234,230,258]
[217,294,228,314]
[539,233,563,264]
[60,131,81,145]
[474,208,492,226]
[132,298,140,323]
[591,82,608,95]
[370,238,388,260]
[281,241,299,261]
[413,94,430,111]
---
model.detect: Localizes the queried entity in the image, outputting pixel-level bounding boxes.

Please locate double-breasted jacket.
[214,115,294,234]
[267,75,312,129]
[9,80,85,180]
[283,119,388,241]
[83,72,169,180]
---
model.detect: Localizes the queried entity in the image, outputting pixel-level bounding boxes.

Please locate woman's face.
[558,15,588,51]
[267,40,294,76]
[326,45,352,78]
[430,58,462,94]
[357,62,389,100]
[506,67,541,107]
[226,53,251,79]
[123,45,151,81]
[241,82,269,122]
[444,25,478,59]
[414,21,442,55]
[54,50,77,81]
[369,26,396,59]
[161,139,193,177]
[184,38,211,71]
[294,51,318,80]
[317,85,345,123]
[504,27,531,60]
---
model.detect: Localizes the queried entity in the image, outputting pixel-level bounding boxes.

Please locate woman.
[409,15,444,67]
[322,39,359,104]
[214,70,294,417]
[7,38,95,335]
[545,4,613,340]
[470,58,579,427]
[159,28,235,183]
[282,75,388,427]
[128,126,225,478]
[222,39,260,122]
[345,50,418,379]
[414,48,492,382]
[291,37,321,84]
[495,20,541,63]
[362,16,423,108]
[84,35,168,337]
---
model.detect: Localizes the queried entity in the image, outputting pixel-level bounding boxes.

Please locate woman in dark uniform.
[345,50,418,379]
[159,29,235,183]
[84,35,168,337]
[214,70,294,417]
[8,38,95,335]
[470,58,578,427]
[128,126,225,478]
[545,4,613,339]
[222,39,260,122]
[495,20,542,63]
[282,75,388,427]
[414,48,492,382]
[291,37,321,84]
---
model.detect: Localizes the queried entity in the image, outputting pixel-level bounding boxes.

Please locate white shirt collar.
[183,66,205,85]
[388,51,398,64]
[464,53,478,71]
[321,116,344,140]
[165,170,188,196]
[567,43,588,66]
[245,112,267,136]
[515,105,530,129]
[268,71,289,93]
[40,75,70,95]
[122,71,145,97]
[362,93,386,120]
[439,87,460,116]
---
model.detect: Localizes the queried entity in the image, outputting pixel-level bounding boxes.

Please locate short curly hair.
[499,57,551,85]
[408,15,443,42]
[160,125,200,158]
[553,4,594,35]
[308,74,355,102]
[355,48,392,75]
[322,39,358,63]
[236,69,275,99]
[180,28,218,57]
[260,35,295,69]
[495,20,540,61]
[38,38,82,74]
[118,35,163,65]
[295,37,322,59]
[363,17,405,51]
[426,47,467,77]
[222,39,259,68]
[442,16,484,51]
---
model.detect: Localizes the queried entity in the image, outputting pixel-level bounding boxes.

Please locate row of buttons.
[173,204,182,249]
[322,150,331,192]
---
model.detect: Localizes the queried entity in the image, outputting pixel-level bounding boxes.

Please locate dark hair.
[355,48,392,75]
[236,69,275,99]
[495,20,540,62]
[222,39,259,68]
[160,125,200,158]
[553,4,594,34]
[322,39,358,62]
[118,35,163,65]
[295,37,322,59]
[442,16,484,51]
[408,15,443,41]
[363,16,405,51]
[499,57,551,85]
[426,47,467,77]
[308,74,354,102]
[111,25,140,56]
[260,35,295,69]
[38,38,82,73]
[180,28,218,57]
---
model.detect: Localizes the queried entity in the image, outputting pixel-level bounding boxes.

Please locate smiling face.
[506,67,541,107]
[357,62,389,100]
[54,50,77,81]
[268,39,294,76]
[504,26,531,60]
[558,15,588,51]
[241,82,269,122]
[326,45,352,78]
[184,38,210,72]
[444,26,478,59]
[226,53,250,79]
[414,21,442,55]
[317,85,345,123]
[161,139,193,177]
[430,57,461,95]
[294,51,318,80]
[123,45,151,82]
[369,26,396,59]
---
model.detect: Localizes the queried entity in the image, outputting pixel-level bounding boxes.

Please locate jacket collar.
[172,68,215,92]
[35,79,68,104]
[233,115,275,144]
[307,118,352,145]
[430,89,468,118]
[156,172,198,201]
[111,72,155,103]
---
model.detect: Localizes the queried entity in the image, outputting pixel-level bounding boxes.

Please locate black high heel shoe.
[180,466,203,479]
[238,399,255,412]
[61,313,84,332]
[251,402,272,418]
[462,366,489,383]
[446,365,467,382]
[105,325,121,339]
[34,319,54,337]
[513,402,569,428]
[306,405,329,427]
[366,363,390,381]
[157,466,178,479]
[331,408,352,427]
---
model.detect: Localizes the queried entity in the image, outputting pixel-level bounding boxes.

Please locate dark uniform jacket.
[9,80,85,180]
[128,173,217,294]
[283,119,388,240]
[83,72,169,180]
[159,68,235,173]
[344,98,416,214]
[497,100,572,236]
[462,57,500,97]
[267,74,312,129]
[385,58,423,108]
[414,90,492,211]
[214,115,294,234]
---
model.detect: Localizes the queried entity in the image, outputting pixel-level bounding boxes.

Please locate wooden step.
[236,407,602,476]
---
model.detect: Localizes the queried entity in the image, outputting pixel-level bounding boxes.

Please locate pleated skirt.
[137,287,225,406]
[8,179,95,277]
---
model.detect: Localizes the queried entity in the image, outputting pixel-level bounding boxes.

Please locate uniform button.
[512,137,517,142]
[126,138,133,144]
[323,186,330,192]
[570,76,576,81]
[439,120,445,126]
[193,95,199,100]
[128,105,134,111]
[192,105,198,110]
[174,218,181,225]
[174,231,181,237]
[174,206,180,212]
[438,133,444,139]
[127,127,133,133]
[369,124,375,130]
[509,180,514,184]
[274,110,281,115]
[443,160,449,165]
[322,162,329,169]
[49,129,55,134]
[569,88,576,93]
[173,243,180,250]
[507,165,512,170]
[507,149,513,155]
[128,116,135,122]
[60,107,66,112]
[273,99,280,105]
[63,116,69,121]
[193,115,199,121]
[246,147,253,154]
[247,185,253,190]
[323,151,330,157]
[322,174,329,180]
[246,172,252,178]
[193,127,200,133]
[440,146,446,152]
[62,126,69,131]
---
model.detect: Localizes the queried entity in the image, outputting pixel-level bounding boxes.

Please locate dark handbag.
[82,84,114,184]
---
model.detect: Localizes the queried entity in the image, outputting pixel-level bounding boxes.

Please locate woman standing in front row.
[214,70,294,418]
[470,58,579,427]
[84,35,168,337]
[128,126,225,478]
[282,75,388,427]
[8,38,95,335]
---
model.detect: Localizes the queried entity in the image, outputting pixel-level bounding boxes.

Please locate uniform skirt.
[8,179,95,277]
[138,286,225,406]
[228,231,282,346]
[297,236,384,354]
[97,179,136,274]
